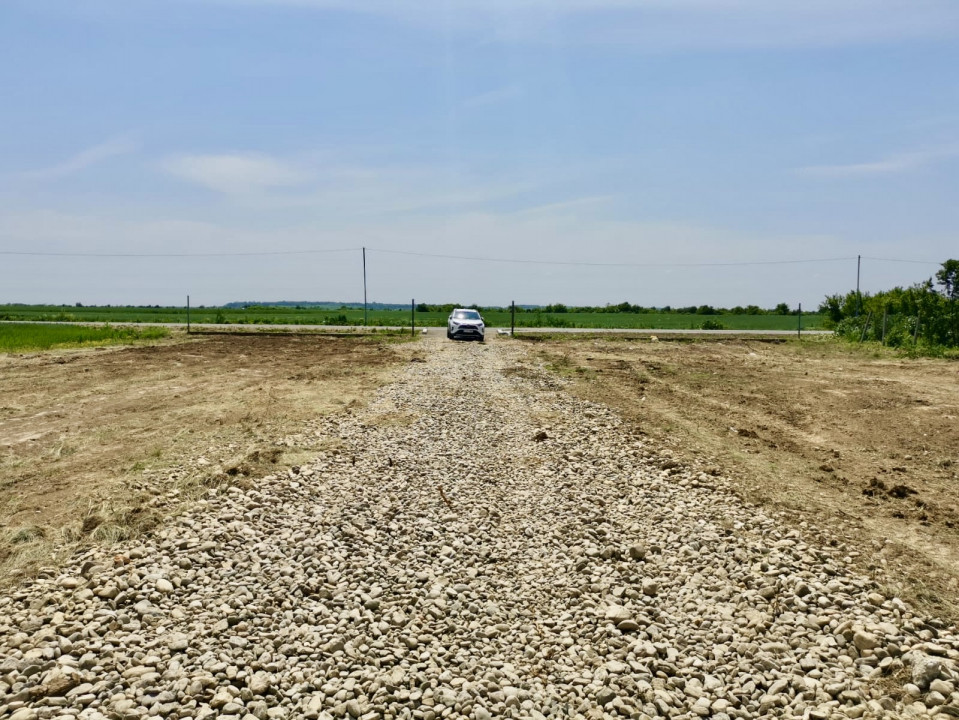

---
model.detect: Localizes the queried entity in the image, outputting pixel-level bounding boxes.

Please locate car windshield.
[453,311,481,320]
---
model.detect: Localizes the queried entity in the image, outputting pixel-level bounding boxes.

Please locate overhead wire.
[0,248,357,258]
[0,247,944,267]
[365,248,858,268]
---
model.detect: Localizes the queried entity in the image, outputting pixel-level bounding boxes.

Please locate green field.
[0,323,169,352]
[0,304,824,331]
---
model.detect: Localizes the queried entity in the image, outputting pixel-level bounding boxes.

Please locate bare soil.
[529,335,959,622]
[0,331,410,585]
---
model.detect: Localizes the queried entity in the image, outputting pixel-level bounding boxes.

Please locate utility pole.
[856,254,861,317]
[362,247,368,325]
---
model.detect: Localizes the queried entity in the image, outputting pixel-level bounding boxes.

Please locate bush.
[700,319,725,330]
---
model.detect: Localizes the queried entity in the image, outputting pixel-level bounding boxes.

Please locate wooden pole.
[856,255,862,317]
[859,311,872,343]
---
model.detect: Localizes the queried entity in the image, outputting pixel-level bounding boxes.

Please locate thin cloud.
[25,136,139,181]
[797,143,959,178]
[461,84,524,109]
[162,153,311,194]
[206,0,959,49]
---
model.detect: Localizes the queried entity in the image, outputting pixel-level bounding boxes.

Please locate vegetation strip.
[0,323,168,352]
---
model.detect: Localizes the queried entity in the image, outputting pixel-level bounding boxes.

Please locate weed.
[8,526,45,544]
[90,524,131,544]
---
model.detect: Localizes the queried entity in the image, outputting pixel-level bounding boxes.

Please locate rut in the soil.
[0,337,957,720]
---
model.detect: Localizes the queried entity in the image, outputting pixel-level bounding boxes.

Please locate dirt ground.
[0,331,412,586]
[529,335,959,623]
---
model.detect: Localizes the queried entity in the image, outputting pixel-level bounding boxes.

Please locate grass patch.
[0,323,169,352]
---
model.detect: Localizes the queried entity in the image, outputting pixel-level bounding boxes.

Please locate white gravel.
[1,336,957,720]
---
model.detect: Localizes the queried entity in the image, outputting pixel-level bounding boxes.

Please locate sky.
[1,0,958,308]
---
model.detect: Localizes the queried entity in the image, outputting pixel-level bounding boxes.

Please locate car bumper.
[450,326,484,339]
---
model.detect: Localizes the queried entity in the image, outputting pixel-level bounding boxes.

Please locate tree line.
[414,302,800,315]
[819,259,958,349]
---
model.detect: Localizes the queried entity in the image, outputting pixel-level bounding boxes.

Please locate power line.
[0,246,946,267]
[367,248,858,268]
[0,248,358,258]
[860,256,944,266]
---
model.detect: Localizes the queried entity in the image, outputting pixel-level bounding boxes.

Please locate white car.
[447,308,485,341]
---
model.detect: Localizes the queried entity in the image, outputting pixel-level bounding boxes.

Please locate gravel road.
[1,337,957,720]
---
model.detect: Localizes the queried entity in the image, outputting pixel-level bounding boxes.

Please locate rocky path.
[1,337,957,720]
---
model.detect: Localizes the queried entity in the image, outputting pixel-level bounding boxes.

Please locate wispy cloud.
[797,143,959,178]
[25,136,139,180]
[205,0,959,49]
[461,84,524,109]
[162,153,311,194]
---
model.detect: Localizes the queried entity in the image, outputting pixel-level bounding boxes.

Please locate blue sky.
[2,0,958,307]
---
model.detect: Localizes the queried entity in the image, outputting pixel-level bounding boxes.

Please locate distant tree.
[774,303,790,315]
[936,259,959,301]
[545,303,568,313]
[696,305,717,315]
[415,303,429,313]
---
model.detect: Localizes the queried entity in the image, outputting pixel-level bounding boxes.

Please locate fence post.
[859,311,872,343]
[187,295,190,334]
[411,299,415,337]
[797,303,802,339]
[856,255,862,317]
[511,300,515,336]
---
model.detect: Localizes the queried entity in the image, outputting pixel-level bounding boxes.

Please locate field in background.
[1,304,824,330]
[528,335,959,621]
[0,322,169,352]
[0,332,413,586]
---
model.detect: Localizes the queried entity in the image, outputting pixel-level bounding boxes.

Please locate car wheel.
[447,329,452,339]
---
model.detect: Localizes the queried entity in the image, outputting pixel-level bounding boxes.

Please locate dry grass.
[531,335,959,624]
[0,331,412,587]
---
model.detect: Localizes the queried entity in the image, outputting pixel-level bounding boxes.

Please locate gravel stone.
[1,337,957,720]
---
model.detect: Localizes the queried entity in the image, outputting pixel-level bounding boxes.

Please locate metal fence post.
[797,303,801,339]
[411,298,415,337]
[511,300,515,336]
[187,295,190,334]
